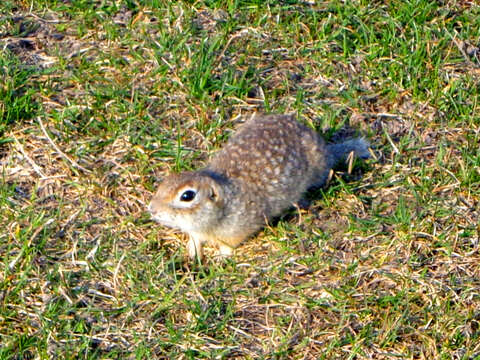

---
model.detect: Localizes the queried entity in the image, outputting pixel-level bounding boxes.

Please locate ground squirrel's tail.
[326,137,370,169]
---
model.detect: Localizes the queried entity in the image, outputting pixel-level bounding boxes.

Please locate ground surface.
[1,1,479,359]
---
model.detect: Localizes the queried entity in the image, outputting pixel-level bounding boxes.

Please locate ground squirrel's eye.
[180,190,196,202]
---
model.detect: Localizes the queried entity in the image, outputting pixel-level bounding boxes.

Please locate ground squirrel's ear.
[207,181,222,203]
[208,184,218,201]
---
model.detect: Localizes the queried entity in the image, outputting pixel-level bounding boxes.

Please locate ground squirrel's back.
[149,114,369,260]
[207,114,327,222]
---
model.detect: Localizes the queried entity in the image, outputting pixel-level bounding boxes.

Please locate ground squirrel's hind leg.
[187,235,205,261]
[326,138,370,169]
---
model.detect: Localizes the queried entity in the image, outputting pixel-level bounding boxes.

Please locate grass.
[0,52,39,136]
[1,0,479,358]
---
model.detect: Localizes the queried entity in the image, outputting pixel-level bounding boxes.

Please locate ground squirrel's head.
[148,171,225,234]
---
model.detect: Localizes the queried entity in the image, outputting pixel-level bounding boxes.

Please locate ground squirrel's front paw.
[187,237,204,262]
[218,244,234,257]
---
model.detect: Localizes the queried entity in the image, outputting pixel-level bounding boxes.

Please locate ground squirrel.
[148,114,370,260]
